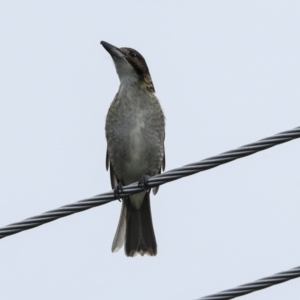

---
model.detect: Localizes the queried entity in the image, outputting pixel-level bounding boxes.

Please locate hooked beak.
[100,41,124,59]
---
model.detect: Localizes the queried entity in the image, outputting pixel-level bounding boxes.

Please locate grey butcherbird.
[100,41,165,256]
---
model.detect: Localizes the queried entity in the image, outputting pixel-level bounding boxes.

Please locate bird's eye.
[129,51,137,58]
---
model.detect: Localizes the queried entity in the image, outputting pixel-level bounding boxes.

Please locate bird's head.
[101,41,155,92]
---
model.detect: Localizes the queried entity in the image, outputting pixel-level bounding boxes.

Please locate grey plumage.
[101,41,165,256]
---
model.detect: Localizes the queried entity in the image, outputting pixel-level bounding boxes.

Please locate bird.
[100,41,165,257]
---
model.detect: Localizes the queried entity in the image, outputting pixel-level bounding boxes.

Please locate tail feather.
[111,192,157,256]
[111,200,126,253]
[126,192,157,256]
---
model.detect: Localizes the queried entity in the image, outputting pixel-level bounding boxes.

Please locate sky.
[0,1,300,299]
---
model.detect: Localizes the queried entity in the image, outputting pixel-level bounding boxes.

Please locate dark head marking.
[120,47,155,93]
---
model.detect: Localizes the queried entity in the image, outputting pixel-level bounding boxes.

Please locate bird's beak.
[101,41,124,59]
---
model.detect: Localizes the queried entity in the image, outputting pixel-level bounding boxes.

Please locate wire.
[197,265,300,299]
[0,126,299,239]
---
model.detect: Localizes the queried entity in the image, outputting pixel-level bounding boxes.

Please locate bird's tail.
[111,192,157,257]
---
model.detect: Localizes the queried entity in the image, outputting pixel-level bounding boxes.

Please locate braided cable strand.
[0,126,299,239]
[147,127,300,188]
[198,266,300,299]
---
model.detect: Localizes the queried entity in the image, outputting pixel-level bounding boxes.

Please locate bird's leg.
[114,181,123,202]
[138,174,151,192]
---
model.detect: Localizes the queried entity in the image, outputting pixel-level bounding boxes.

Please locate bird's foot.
[114,182,123,202]
[138,175,151,192]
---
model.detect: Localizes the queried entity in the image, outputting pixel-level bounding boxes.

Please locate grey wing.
[106,149,118,189]
[107,148,126,252]
[161,144,166,171]
[152,144,166,195]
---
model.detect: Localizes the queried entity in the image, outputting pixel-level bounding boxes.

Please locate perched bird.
[100,41,165,257]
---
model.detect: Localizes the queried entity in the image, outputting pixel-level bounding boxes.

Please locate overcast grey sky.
[0,1,300,299]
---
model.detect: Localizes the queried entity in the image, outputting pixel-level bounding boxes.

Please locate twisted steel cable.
[0,126,299,239]
[198,265,300,299]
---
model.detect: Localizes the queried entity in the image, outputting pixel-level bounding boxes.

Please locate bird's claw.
[114,183,123,201]
[138,175,151,192]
